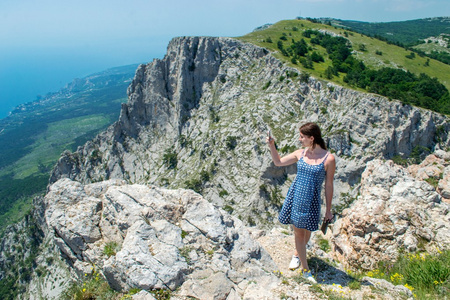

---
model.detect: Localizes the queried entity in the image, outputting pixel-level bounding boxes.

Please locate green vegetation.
[392,145,433,167]
[333,17,450,66]
[238,19,450,115]
[179,246,192,264]
[225,136,238,150]
[348,280,361,290]
[334,17,450,47]
[162,147,178,169]
[219,190,229,197]
[150,289,172,300]
[0,212,44,299]
[317,237,331,252]
[365,250,450,299]
[0,65,137,233]
[0,174,47,232]
[103,241,120,257]
[60,267,169,300]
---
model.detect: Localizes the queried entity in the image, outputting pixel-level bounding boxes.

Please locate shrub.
[219,190,229,197]
[184,178,203,193]
[280,144,297,154]
[300,72,310,83]
[392,155,408,166]
[61,268,117,300]
[150,289,172,300]
[225,136,238,150]
[223,205,233,214]
[406,52,416,59]
[103,241,120,257]
[349,280,361,290]
[200,170,211,182]
[247,216,256,226]
[317,238,331,252]
[162,148,178,169]
[179,247,192,264]
[262,81,271,90]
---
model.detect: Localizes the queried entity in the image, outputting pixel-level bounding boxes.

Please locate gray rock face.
[49,36,450,227]
[43,178,279,298]
[332,157,450,270]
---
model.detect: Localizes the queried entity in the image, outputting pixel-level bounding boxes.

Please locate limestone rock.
[407,152,450,200]
[44,178,279,298]
[332,159,450,270]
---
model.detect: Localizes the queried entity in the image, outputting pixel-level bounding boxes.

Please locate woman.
[267,122,335,283]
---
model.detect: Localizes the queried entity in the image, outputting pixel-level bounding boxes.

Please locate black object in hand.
[320,217,331,235]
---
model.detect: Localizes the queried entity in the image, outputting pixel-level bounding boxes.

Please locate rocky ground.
[254,227,414,300]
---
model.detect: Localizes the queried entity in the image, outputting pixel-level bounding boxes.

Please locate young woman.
[267,122,335,283]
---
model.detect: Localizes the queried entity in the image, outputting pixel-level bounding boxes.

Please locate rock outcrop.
[49,36,450,228]
[332,155,450,270]
[43,178,279,299]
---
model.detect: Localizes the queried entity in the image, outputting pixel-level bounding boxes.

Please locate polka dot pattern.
[278,151,329,231]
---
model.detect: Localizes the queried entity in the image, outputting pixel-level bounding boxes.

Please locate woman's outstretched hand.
[266,136,275,146]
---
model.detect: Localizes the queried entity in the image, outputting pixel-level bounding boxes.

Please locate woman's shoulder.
[291,148,306,160]
[324,151,336,167]
[325,151,335,160]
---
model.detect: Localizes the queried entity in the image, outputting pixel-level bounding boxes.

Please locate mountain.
[238,19,450,98]
[0,64,139,231]
[328,17,450,65]
[1,19,450,299]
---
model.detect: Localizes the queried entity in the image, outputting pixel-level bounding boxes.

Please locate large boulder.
[332,158,450,270]
[43,178,279,298]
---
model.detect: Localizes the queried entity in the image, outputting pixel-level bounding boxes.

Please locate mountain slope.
[237,19,450,95]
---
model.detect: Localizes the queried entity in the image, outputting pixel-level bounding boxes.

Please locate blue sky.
[0,0,449,118]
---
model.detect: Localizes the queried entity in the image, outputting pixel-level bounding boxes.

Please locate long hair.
[299,122,327,150]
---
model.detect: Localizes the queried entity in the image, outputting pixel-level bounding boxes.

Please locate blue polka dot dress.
[278,150,329,231]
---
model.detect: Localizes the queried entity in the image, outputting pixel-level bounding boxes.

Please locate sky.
[1,0,449,118]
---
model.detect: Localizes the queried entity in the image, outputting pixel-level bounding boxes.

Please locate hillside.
[0,64,139,232]
[332,17,450,46]
[238,19,450,93]
[330,17,450,65]
[237,19,450,115]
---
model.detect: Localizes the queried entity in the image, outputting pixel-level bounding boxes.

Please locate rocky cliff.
[2,36,450,299]
[50,36,450,227]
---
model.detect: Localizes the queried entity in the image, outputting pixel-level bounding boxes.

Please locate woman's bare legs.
[293,226,311,272]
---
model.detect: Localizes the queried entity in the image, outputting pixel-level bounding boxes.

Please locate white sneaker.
[303,271,317,284]
[288,255,300,270]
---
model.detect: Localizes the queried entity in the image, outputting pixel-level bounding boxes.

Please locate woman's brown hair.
[299,122,327,150]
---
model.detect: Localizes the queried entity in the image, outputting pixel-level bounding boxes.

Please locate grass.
[237,19,450,91]
[103,241,120,257]
[362,249,450,299]
[4,114,112,180]
[317,237,331,253]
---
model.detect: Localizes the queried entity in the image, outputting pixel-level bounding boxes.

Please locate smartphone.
[267,130,271,138]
